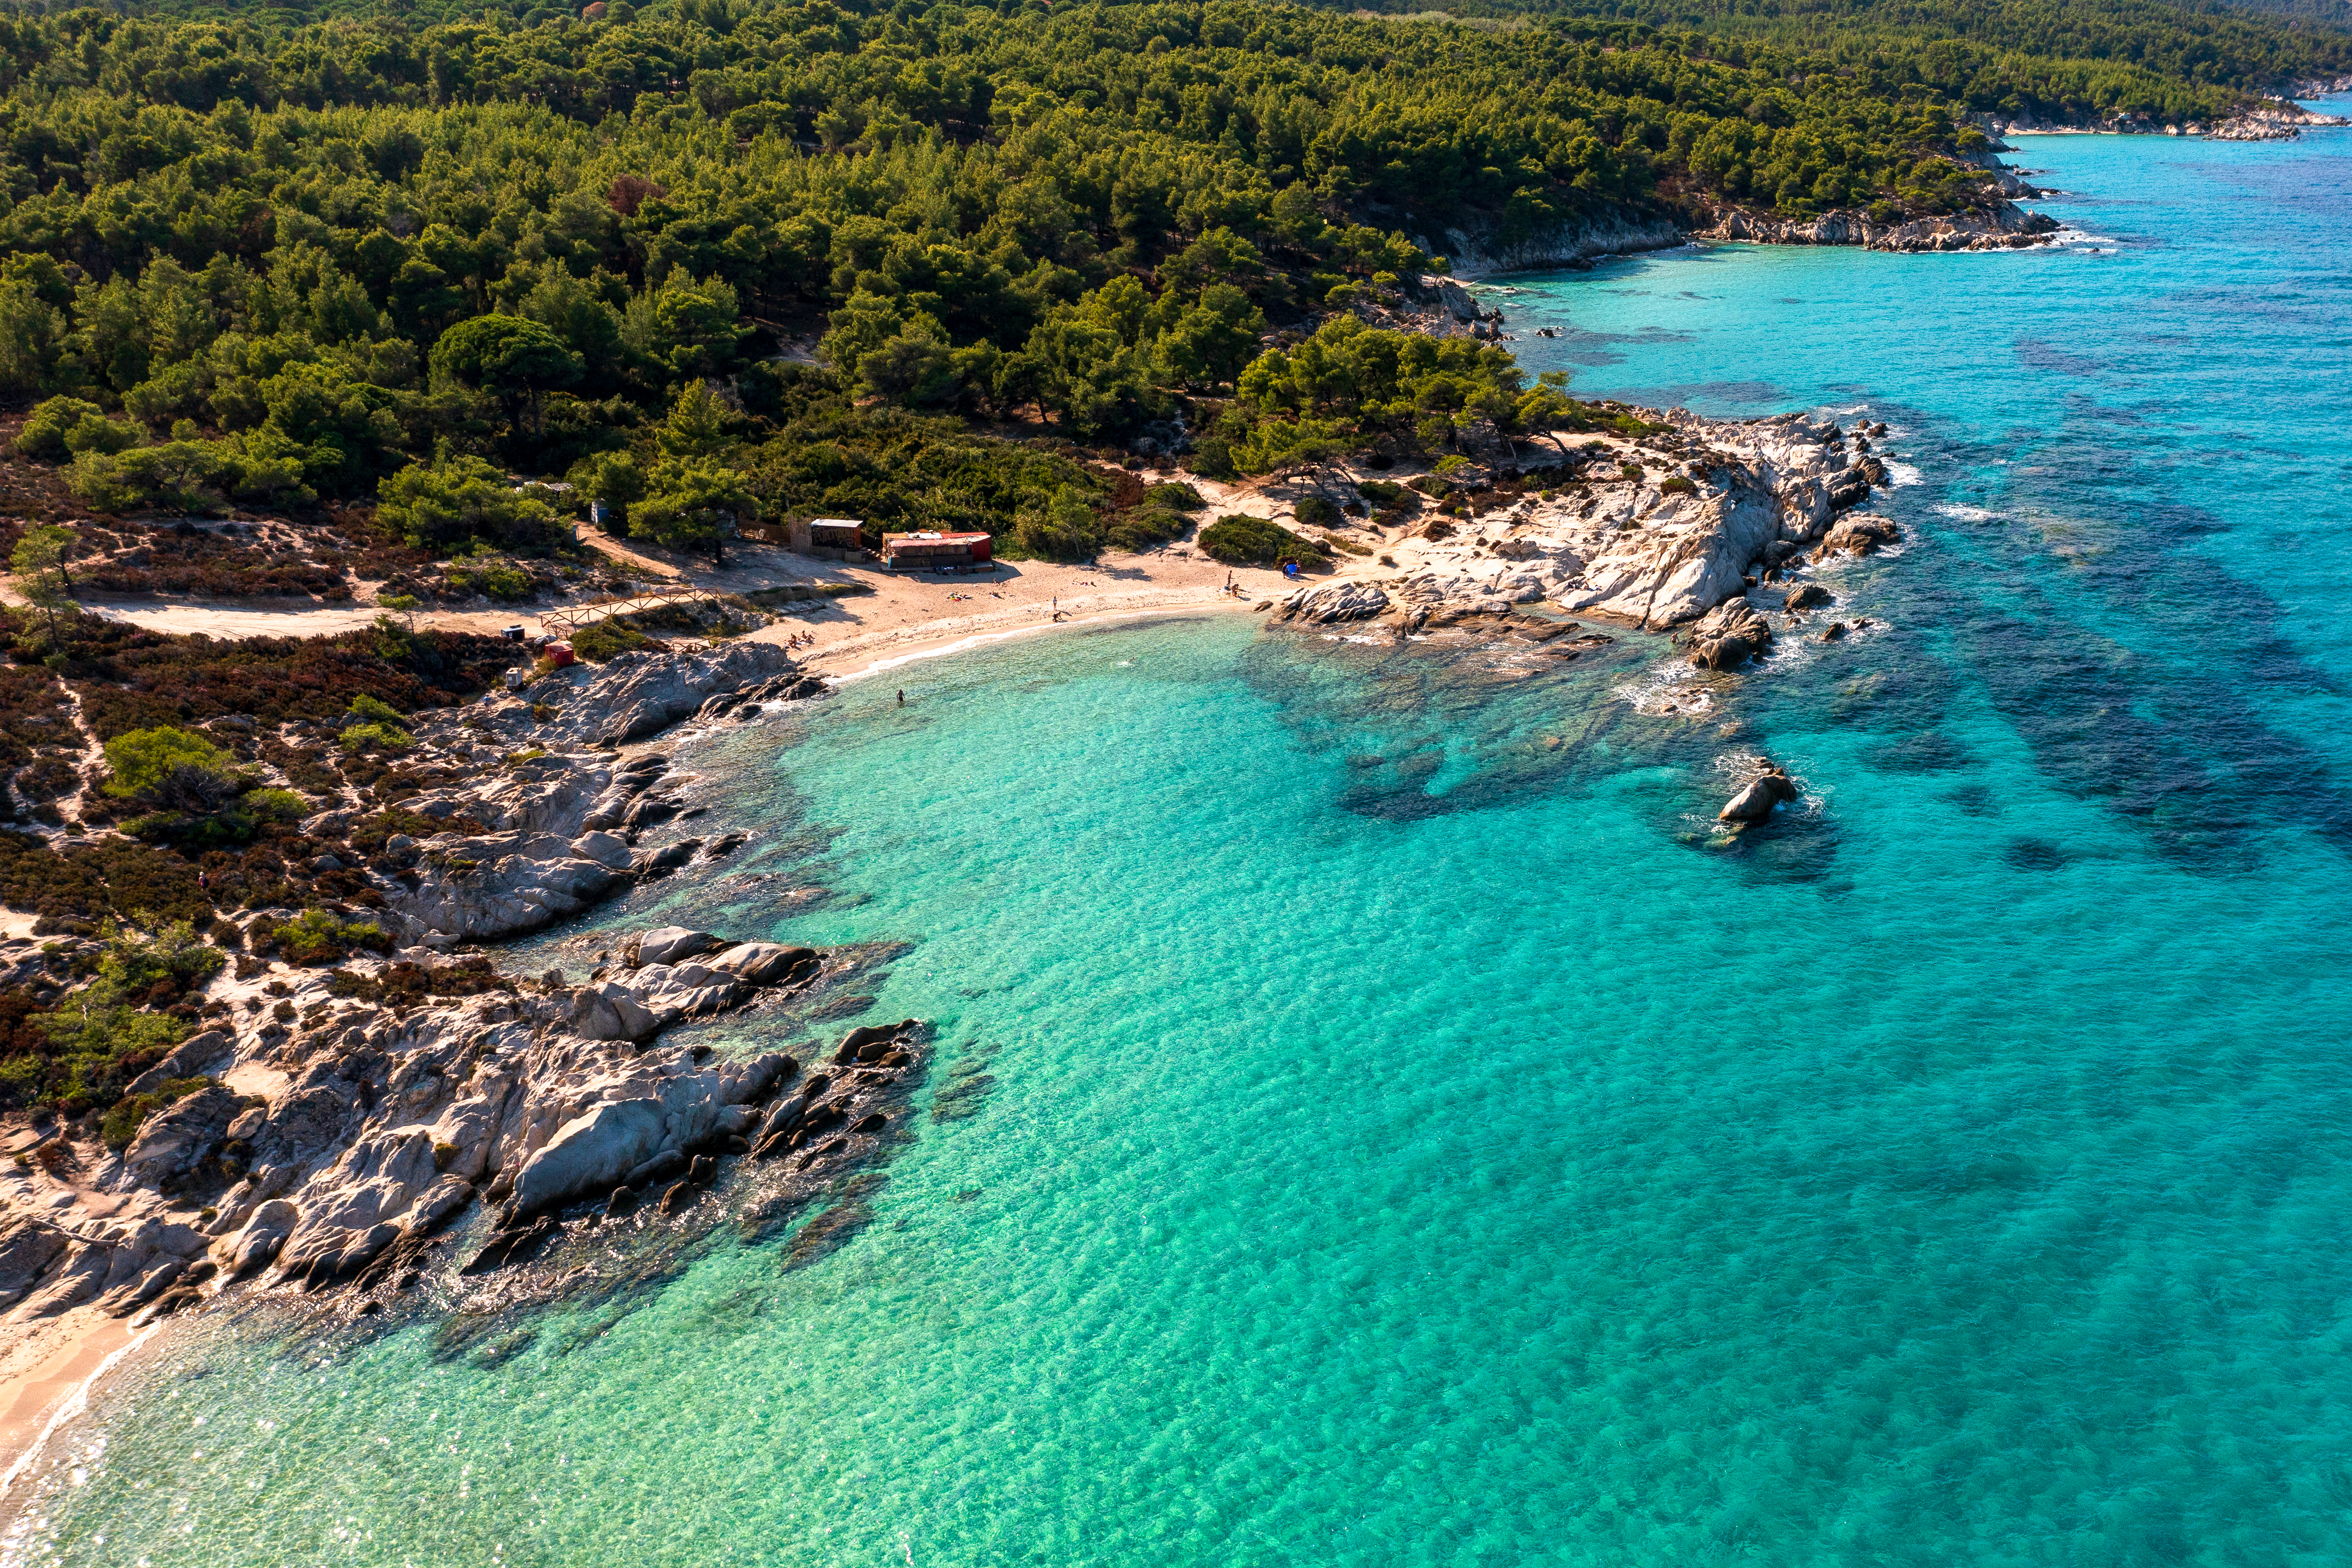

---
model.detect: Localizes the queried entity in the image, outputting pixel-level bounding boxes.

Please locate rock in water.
[1813,513,1900,561]
[623,927,716,968]
[1718,766,1802,824]
[1687,599,1774,671]
[1783,583,1831,612]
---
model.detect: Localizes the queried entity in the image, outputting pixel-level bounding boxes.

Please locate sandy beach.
[0,1308,150,1489]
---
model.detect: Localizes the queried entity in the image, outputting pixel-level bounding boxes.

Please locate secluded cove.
[10,125,2352,1568]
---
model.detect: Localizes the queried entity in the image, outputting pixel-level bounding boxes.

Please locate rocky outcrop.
[121,1029,233,1099]
[1369,411,1880,629]
[508,641,799,748]
[1697,199,2057,253]
[571,930,821,1042]
[119,1085,242,1191]
[1814,513,1900,562]
[354,655,824,948]
[2204,100,2348,141]
[1685,599,1773,671]
[0,640,888,1347]
[1719,765,1801,824]
[1278,581,1392,624]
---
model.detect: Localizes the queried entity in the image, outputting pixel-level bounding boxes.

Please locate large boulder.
[404,1174,477,1237]
[1718,767,1801,824]
[569,981,662,1042]
[210,1204,281,1275]
[0,1217,71,1312]
[1687,599,1774,672]
[119,1084,242,1189]
[623,927,717,969]
[704,943,816,985]
[122,1029,233,1099]
[1280,580,1392,624]
[584,643,796,746]
[1813,512,1899,561]
[510,1099,670,1217]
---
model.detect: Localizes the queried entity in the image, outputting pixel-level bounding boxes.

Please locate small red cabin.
[882,530,994,570]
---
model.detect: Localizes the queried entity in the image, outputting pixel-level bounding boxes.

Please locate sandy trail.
[9,534,1314,667]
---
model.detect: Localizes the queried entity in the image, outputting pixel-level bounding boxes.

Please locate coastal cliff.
[1410,207,1688,280]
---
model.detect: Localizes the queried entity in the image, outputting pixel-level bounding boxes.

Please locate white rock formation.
[1355,411,1884,630]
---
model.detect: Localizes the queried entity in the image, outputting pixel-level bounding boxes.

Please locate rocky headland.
[1274,406,1893,635]
[0,640,918,1368]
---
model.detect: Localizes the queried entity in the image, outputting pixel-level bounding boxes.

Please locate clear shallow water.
[14,124,2352,1566]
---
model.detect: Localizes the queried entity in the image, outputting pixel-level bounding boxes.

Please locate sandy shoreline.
[0,1309,152,1491]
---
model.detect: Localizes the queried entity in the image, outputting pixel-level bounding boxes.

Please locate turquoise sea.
[11,119,2352,1566]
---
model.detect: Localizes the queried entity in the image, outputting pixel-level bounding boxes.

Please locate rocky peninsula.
[0,641,945,1430]
[1271,407,1893,637]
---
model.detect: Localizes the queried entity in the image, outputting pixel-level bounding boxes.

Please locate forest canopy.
[0,0,2340,540]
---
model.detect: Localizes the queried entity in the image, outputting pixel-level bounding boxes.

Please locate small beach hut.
[789,518,868,559]
[882,530,994,571]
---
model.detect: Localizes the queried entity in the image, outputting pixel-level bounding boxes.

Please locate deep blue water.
[8,122,2352,1567]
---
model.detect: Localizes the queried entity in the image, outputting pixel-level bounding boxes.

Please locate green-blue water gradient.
[14,124,2352,1566]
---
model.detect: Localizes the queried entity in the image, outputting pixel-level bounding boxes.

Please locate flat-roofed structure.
[882,530,993,570]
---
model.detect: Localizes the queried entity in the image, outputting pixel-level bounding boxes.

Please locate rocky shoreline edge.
[0,640,984,1372]
[1259,401,1900,827]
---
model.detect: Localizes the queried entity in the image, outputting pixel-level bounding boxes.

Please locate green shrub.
[68,441,233,514]
[1294,495,1344,529]
[1659,475,1699,496]
[339,722,413,753]
[347,694,406,727]
[568,617,656,662]
[270,908,387,965]
[378,447,567,556]
[1188,435,1237,480]
[244,787,308,823]
[101,727,236,807]
[14,920,224,1115]
[1198,515,1326,568]
[1355,479,1412,507]
[1105,507,1190,552]
[446,560,534,600]
[100,1076,212,1151]
[1009,486,1102,562]
[15,397,104,461]
[1143,481,1205,512]
[1619,461,1644,480]
[63,414,137,456]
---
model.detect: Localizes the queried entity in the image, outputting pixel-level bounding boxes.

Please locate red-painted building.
[882,530,994,570]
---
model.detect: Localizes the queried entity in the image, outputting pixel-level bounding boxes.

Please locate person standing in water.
[897,689,905,705]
